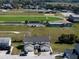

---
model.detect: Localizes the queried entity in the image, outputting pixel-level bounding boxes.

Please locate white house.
[0,37,11,50]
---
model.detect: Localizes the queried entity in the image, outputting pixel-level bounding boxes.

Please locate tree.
[58,34,78,44]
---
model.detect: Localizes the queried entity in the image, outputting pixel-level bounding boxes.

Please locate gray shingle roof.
[64,49,73,55]
[69,54,78,59]
[24,36,50,43]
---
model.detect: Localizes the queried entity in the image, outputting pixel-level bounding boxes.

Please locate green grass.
[0,25,75,54]
[52,44,74,53]
[0,15,62,21]
[0,24,78,55]
[0,11,78,54]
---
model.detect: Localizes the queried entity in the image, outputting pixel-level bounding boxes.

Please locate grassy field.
[0,9,63,21]
[0,10,78,55]
[0,25,77,55]
[0,15,62,21]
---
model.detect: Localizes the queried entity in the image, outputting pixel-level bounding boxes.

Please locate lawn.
[0,15,62,21]
[0,10,78,55]
[52,44,74,53]
[0,25,76,54]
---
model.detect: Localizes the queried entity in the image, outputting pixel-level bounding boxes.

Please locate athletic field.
[0,15,63,21]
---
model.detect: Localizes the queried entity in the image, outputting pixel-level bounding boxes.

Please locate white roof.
[48,20,71,24]
[0,37,11,43]
[71,14,79,17]
[24,44,34,52]
[49,22,63,24]
[40,46,50,51]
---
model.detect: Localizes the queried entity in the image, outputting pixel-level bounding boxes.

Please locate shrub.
[58,34,78,44]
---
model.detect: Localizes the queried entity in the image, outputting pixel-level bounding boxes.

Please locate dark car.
[6,50,10,54]
[20,51,28,56]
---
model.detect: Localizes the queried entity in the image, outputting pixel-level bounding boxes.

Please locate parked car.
[6,50,10,54]
[20,51,27,56]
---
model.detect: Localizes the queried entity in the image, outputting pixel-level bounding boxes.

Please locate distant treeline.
[0,0,79,10]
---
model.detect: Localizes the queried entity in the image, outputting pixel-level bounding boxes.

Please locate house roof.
[69,54,78,59]
[48,20,71,25]
[40,45,50,51]
[75,44,79,52]
[73,17,79,21]
[24,36,50,43]
[71,14,79,17]
[64,49,73,55]
[24,44,34,52]
[0,37,11,44]
[69,15,79,21]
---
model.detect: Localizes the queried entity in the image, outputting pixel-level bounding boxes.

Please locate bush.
[58,34,78,44]
[16,45,24,50]
[75,38,79,43]
[25,20,28,24]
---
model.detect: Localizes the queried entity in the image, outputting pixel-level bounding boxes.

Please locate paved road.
[0,55,54,59]
[0,52,63,59]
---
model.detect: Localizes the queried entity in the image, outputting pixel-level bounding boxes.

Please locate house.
[63,49,78,59]
[75,44,79,55]
[68,54,78,59]
[47,22,64,27]
[47,20,72,27]
[63,49,74,58]
[1,3,13,9]
[0,37,11,50]
[23,36,51,54]
[26,21,45,27]
[63,44,79,59]
[61,10,74,17]
[67,15,79,23]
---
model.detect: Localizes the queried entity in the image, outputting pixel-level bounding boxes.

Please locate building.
[1,3,13,9]
[47,20,72,27]
[63,49,78,59]
[0,37,11,50]
[26,21,45,27]
[67,15,79,23]
[61,10,74,17]
[75,44,79,55]
[63,49,74,58]
[63,44,79,59]
[23,36,51,54]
